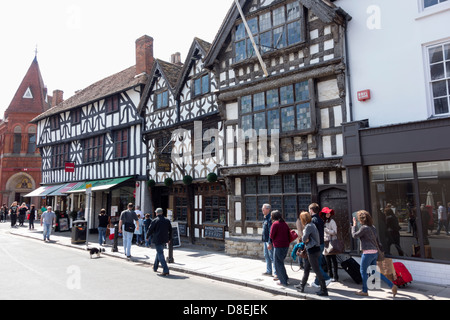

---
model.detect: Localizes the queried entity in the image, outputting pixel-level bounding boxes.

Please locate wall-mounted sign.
[357,90,371,102]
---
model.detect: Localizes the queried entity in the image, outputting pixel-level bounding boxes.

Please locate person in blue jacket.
[261,203,275,277]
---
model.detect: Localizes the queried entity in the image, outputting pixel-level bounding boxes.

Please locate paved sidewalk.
[5,224,450,300]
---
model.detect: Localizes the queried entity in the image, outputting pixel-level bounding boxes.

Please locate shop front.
[343,117,450,285]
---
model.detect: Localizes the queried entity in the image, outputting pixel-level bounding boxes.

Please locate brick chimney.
[52,90,64,107]
[136,35,154,76]
[171,52,182,65]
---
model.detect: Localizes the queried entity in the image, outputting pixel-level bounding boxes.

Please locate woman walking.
[321,207,339,282]
[269,210,290,286]
[28,204,36,230]
[9,201,18,228]
[296,211,328,296]
[352,210,398,297]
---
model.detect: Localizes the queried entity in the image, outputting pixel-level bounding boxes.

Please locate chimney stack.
[171,52,182,65]
[52,90,64,107]
[136,35,154,76]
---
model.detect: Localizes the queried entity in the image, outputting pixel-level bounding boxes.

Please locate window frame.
[51,143,70,169]
[105,95,120,114]
[154,90,169,110]
[233,1,305,63]
[113,128,129,159]
[82,135,105,164]
[426,40,450,117]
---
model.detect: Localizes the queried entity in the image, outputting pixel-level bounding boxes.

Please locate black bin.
[71,220,87,244]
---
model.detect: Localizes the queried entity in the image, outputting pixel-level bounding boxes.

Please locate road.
[0,226,295,301]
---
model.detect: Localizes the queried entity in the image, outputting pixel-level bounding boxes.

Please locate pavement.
[4,222,450,300]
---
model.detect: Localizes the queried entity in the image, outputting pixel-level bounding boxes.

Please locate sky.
[0,0,233,119]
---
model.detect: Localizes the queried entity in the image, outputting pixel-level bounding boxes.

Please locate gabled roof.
[174,37,212,95]
[5,57,50,119]
[31,65,147,123]
[204,0,351,68]
[137,59,183,114]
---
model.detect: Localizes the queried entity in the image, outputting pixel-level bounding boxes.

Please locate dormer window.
[234,1,303,63]
[155,90,169,110]
[194,74,210,97]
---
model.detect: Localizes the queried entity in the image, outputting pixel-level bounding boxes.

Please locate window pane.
[445,44,450,60]
[246,177,257,194]
[280,85,294,105]
[236,23,246,41]
[202,74,210,94]
[298,195,311,213]
[247,18,258,35]
[268,109,280,132]
[424,0,438,8]
[284,174,296,193]
[273,7,286,26]
[259,12,271,31]
[284,195,297,222]
[242,115,253,133]
[431,63,445,80]
[432,80,447,97]
[254,112,266,132]
[270,175,282,193]
[267,89,279,108]
[245,197,257,221]
[298,173,311,193]
[297,103,311,130]
[295,81,310,101]
[434,97,449,114]
[195,79,201,96]
[247,36,259,58]
[236,40,246,62]
[258,176,269,194]
[241,95,252,113]
[287,2,301,21]
[270,196,282,213]
[253,92,265,111]
[287,21,302,45]
[273,27,286,49]
[260,31,272,53]
[281,106,295,132]
[429,46,443,64]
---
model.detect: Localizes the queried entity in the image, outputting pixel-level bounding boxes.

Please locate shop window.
[244,173,312,222]
[369,161,450,262]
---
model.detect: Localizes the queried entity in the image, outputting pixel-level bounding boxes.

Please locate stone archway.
[5,172,36,205]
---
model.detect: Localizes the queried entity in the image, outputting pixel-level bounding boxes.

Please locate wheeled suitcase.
[393,262,413,287]
[340,257,362,284]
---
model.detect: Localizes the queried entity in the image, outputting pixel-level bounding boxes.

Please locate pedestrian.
[295,210,304,269]
[28,204,36,230]
[269,210,290,286]
[1,204,8,222]
[9,201,18,228]
[436,201,449,235]
[119,203,139,259]
[18,202,28,227]
[143,213,152,247]
[385,206,405,255]
[134,214,144,245]
[40,206,56,242]
[261,203,275,277]
[147,208,172,276]
[296,211,328,296]
[352,210,398,297]
[321,207,339,282]
[98,209,108,246]
[309,203,331,286]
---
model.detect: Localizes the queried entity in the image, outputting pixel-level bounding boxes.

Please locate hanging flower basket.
[164,178,174,187]
[148,179,156,188]
[207,172,218,183]
[183,175,193,185]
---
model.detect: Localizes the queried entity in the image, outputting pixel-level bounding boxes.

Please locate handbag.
[323,238,344,255]
[289,230,298,243]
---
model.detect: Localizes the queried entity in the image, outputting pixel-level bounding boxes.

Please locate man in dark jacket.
[261,203,275,277]
[147,208,172,276]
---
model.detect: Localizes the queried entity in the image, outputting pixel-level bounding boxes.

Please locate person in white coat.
[321,207,339,282]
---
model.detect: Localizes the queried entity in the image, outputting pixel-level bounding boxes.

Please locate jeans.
[98,227,107,246]
[314,243,331,285]
[122,228,133,257]
[263,242,275,275]
[360,252,394,293]
[273,247,289,285]
[302,248,324,286]
[154,244,169,274]
[43,223,52,240]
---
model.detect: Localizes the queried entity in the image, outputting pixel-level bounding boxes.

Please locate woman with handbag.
[269,210,290,286]
[352,210,398,297]
[296,211,328,296]
[321,207,340,282]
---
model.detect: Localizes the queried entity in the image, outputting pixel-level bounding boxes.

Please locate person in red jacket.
[269,210,290,286]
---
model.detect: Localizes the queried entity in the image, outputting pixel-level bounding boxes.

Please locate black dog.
[88,247,105,259]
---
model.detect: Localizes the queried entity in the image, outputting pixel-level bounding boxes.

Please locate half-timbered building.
[139,38,227,246]
[202,0,351,256]
[31,35,154,228]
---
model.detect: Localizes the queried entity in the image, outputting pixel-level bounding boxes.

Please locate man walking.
[147,208,172,276]
[119,203,139,260]
[40,206,56,242]
[261,203,275,277]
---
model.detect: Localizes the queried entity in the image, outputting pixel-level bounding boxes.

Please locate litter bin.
[71,220,87,244]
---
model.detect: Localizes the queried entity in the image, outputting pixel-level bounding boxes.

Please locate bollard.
[167,240,174,263]
[112,224,119,252]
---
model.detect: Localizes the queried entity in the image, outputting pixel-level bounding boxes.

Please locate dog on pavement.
[88,247,105,259]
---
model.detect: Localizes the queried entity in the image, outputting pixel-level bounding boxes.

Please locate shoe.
[273,277,279,281]
[391,285,398,298]
[356,290,369,296]
[159,272,170,277]
[295,284,305,293]
[262,272,273,277]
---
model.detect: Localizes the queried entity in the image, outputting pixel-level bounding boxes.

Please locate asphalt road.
[0,226,295,301]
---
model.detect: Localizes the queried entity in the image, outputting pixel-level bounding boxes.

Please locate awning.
[24,184,65,197]
[47,182,83,196]
[66,177,133,193]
